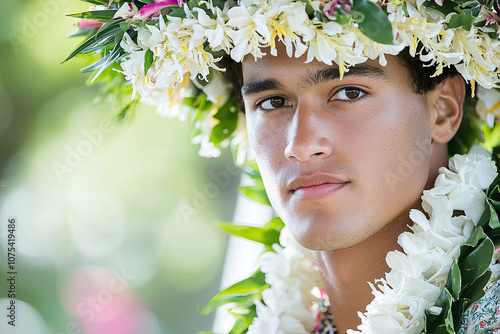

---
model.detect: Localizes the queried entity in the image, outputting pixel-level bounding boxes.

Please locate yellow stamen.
[479,65,492,75]
[470,80,476,98]
[486,100,500,114]
[201,47,209,62]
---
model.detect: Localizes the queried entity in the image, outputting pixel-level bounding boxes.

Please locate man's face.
[242,51,438,251]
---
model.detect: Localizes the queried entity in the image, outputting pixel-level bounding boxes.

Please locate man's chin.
[286,221,365,252]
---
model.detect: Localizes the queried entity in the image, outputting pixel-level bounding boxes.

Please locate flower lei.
[67,0,500,159]
[201,149,500,334]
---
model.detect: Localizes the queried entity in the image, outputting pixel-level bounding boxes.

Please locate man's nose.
[284,103,334,162]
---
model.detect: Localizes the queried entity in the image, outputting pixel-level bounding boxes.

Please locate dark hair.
[219,47,462,112]
[395,48,460,94]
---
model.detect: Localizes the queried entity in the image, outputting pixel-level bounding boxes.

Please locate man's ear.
[431,75,465,144]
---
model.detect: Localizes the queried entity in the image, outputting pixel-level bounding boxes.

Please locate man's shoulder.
[458,280,500,334]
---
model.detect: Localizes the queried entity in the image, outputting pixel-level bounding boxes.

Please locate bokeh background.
[0,1,244,333]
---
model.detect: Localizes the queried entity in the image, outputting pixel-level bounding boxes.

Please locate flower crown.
[67,0,500,159]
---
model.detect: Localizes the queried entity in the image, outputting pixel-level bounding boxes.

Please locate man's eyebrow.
[240,65,388,98]
[241,78,283,97]
[301,65,388,87]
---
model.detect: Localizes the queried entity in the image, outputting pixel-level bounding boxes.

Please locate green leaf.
[237,167,271,205]
[217,217,284,246]
[422,0,458,15]
[238,185,271,206]
[460,226,488,254]
[90,45,125,82]
[477,205,491,228]
[451,298,469,329]
[461,270,491,309]
[63,33,115,62]
[144,49,154,74]
[95,20,124,43]
[228,308,257,334]
[114,98,138,122]
[199,270,267,315]
[351,0,393,45]
[488,201,500,229]
[210,96,239,145]
[79,0,110,5]
[67,27,97,38]
[68,10,117,22]
[459,237,494,287]
[426,287,453,333]
[448,13,476,30]
[446,261,462,300]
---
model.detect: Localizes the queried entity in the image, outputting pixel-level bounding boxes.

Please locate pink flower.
[473,304,479,311]
[322,0,352,20]
[78,19,104,28]
[133,0,182,21]
[480,320,487,328]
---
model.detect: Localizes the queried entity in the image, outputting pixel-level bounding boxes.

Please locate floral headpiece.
[67,0,500,159]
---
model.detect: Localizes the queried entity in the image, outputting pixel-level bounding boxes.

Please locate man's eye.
[333,88,366,101]
[258,97,291,111]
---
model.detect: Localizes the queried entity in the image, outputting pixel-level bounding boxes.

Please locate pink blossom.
[322,0,352,20]
[133,0,182,21]
[78,19,104,28]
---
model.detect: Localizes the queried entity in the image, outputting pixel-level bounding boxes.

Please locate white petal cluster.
[350,152,497,334]
[476,86,500,128]
[248,227,323,334]
[117,0,500,159]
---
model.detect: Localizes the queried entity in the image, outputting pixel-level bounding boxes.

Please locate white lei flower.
[248,150,498,334]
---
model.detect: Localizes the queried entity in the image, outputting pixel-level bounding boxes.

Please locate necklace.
[247,150,499,334]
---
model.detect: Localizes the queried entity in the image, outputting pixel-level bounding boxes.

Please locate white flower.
[447,153,497,191]
[476,86,500,128]
[114,2,139,20]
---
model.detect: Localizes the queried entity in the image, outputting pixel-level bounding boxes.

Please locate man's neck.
[315,212,413,334]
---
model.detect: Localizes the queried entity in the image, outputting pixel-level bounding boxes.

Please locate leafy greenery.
[351,0,394,45]
[217,218,284,250]
[237,167,271,206]
[200,166,284,333]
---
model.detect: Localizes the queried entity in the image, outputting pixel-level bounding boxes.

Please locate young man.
[240,46,465,333]
[68,0,500,333]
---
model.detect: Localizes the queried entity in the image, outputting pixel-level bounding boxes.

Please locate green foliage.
[68,9,118,22]
[448,96,483,155]
[199,270,268,315]
[448,13,476,30]
[80,0,112,5]
[351,0,394,45]
[217,218,284,249]
[238,167,271,206]
[210,96,239,145]
[201,210,285,332]
[144,49,154,74]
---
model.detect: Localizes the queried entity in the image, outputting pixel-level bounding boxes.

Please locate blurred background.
[0,1,246,333]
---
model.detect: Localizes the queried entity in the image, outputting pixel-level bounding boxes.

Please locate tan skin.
[241,47,465,333]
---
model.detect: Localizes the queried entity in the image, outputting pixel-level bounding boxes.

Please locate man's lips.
[288,173,349,200]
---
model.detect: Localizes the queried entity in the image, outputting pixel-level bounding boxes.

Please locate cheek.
[360,99,433,207]
[245,113,290,210]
